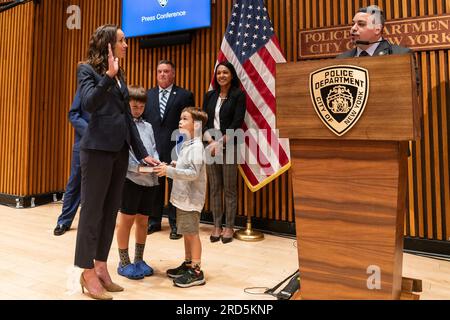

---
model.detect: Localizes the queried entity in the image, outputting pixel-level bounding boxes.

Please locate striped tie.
[160,89,168,119]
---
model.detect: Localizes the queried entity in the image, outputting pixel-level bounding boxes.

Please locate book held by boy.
[138,165,154,173]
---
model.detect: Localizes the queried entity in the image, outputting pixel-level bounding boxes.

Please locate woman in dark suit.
[75,24,159,300]
[203,61,246,244]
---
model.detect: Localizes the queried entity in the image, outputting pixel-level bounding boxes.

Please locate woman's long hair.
[212,61,240,92]
[84,24,123,78]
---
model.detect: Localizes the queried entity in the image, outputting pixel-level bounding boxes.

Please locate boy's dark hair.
[128,85,147,103]
[182,107,208,127]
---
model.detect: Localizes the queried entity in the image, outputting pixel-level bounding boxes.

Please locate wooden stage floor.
[0,202,448,300]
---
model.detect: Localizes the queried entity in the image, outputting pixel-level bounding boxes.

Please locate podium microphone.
[355,39,393,54]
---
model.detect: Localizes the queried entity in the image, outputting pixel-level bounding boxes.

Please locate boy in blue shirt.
[116,85,160,279]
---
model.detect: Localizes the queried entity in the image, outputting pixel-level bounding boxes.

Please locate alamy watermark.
[170,124,287,175]
[366,265,381,290]
[66,5,81,30]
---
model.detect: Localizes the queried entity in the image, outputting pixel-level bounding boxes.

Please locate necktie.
[160,89,168,119]
[359,50,369,57]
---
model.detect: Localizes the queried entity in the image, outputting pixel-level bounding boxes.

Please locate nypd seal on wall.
[309,65,369,136]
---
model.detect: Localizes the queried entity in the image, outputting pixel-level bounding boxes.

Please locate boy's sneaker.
[135,260,154,277]
[166,261,191,279]
[117,263,145,280]
[173,268,206,288]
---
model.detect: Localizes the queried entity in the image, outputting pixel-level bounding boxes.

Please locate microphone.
[355,39,393,55]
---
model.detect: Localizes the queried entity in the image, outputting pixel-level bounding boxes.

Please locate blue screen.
[122,0,211,37]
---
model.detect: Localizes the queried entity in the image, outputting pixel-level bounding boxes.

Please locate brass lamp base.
[234,223,264,241]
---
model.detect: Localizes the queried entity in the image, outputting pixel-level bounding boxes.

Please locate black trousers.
[74,145,128,269]
[149,176,176,229]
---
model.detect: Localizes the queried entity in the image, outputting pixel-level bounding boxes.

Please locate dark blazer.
[203,87,246,136]
[337,39,411,58]
[68,88,90,152]
[143,85,194,163]
[337,39,420,89]
[77,63,148,159]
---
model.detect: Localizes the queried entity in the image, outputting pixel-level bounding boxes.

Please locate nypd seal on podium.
[310,65,369,136]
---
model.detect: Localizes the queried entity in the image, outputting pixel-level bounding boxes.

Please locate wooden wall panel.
[20,0,295,223]
[0,1,448,244]
[0,1,34,196]
[297,0,450,243]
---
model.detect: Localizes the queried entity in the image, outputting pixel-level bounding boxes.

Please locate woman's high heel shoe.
[221,236,233,244]
[221,228,234,244]
[210,227,222,243]
[210,235,221,243]
[80,274,113,300]
[99,278,124,292]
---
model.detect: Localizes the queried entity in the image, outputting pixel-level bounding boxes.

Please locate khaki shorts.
[176,208,200,235]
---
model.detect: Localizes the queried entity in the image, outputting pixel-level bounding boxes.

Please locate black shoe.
[209,235,221,243]
[167,261,191,279]
[221,236,233,244]
[53,224,70,236]
[169,228,182,240]
[173,268,206,288]
[147,223,162,235]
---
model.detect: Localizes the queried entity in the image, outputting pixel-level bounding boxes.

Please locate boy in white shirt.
[154,107,208,287]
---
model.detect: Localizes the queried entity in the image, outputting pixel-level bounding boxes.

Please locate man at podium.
[339,5,420,91]
[338,5,411,58]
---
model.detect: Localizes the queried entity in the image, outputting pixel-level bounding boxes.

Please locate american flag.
[213,0,291,192]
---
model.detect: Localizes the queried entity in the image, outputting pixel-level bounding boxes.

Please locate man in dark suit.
[54,89,90,236]
[337,5,411,58]
[143,60,195,240]
[338,5,419,157]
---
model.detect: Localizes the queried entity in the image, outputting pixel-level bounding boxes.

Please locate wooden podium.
[276,55,420,299]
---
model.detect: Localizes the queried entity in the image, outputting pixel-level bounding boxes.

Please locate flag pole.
[234,214,264,241]
[234,187,264,241]
[216,0,288,243]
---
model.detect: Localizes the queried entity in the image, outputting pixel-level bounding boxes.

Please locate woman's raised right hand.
[106,43,119,78]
